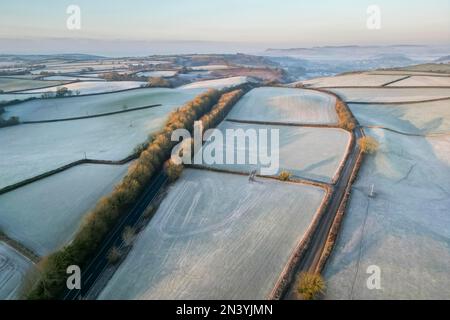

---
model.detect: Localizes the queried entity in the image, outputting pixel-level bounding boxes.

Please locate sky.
[1,0,449,54]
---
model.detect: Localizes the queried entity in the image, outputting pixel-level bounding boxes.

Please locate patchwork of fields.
[99,169,326,299]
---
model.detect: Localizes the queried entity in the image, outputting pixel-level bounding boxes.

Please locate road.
[63,170,168,300]
[282,126,363,299]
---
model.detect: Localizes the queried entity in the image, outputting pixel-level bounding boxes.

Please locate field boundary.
[20,103,162,124]
[268,183,333,299]
[225,118,339,128]
[346,96,450,105]
[6,80,79,94]
[381,75,411,87]
[0,154,137,195]
[0,230,40,263]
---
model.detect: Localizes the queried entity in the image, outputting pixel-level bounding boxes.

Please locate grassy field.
[4,88,201,121]
[301,74,406,87]
[388,76,450,87]
[200,121,350,183]
[0,78,70,93]
[0,98,194,188]
[227,87,338,125]
[21,81,146,95]
[349,100,450,134]
[180,76,249,89]
[324,128,450,299]
[329,87,450,103]
[0,241,33,300]
[0,163,130,256]
[99,169,325,299]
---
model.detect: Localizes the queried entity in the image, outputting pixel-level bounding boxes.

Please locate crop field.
[200,121,350,183]
[191,65,230,71]
[329,88,450,103]
[0,91,198,188]
[40,75,103,81]
[0,163,130,255]
[136,71,177,78]
[227,87,337,124]
[20,81,146,95]
[301,74,406,87]
[0,78,71,93]
[349,100,450,134]
[0,241,33,300]
[4,88,201,122]
[324,128,450,299]
[387,76,450,87]
[99,169,325,299]
[180,76,249,89]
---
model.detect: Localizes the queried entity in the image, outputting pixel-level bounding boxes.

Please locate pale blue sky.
[1,0,449,45]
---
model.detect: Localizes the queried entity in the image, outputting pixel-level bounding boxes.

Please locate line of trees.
[27,89,222,299]
[335,100,356,131]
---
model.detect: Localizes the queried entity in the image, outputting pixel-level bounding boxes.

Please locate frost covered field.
[349,100,450,135]
[300,74,406,88]
[4,88,201,122]
[387,76,450,87]
[227,87,337,124]
[0,163,130,255]
[99,169,325,299]
[324,128,450,299]
[0,78,70,93]
[136,70,177,78]
[201,121,350,183]
[21,81,146,95]
[0,241,33,300]
[1,107,171,188]
[180,76,249,89]
[329,87,450,103]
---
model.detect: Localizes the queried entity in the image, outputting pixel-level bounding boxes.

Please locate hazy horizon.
[1,0,449,56]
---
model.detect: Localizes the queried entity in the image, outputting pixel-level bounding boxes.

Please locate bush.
[122,226,136,247]
[278,171,292,181]
[358,136,379,154]
[55,87,72,97]
[0,115,20,128]
[335,100,356,131]
[148,77,171,88]
[164,160,183,182]
[107,247,122,265]
[297,272,325,300]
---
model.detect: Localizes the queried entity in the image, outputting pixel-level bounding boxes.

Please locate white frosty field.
[191,65,230,71]
[41,75,103,81]
[329,88,450,103]
[387,76,450,87]
[136,70,177,78]
[0,78,70,93]
[349,100,450,135]
[227,87,337,124]
[4,88,201,122]
[20,81,146,95]
[300,74,406,88]
[324,128,450,299]
[180,76,249,90]
[0,241,33,300]
[200,121,350,183]
[0,90,197,188]
[0,163,130,256]
[99,169,325,299]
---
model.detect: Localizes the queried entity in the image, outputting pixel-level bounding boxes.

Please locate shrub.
[297,272,325,300]
[278,171,292,181]
[55,87,72,97]
[358,136,379,154]
[122,226,136,247]
[148,77,171,88]
[335,100,356,131]
[164,160,183,182]
[0,115,20,128]
[107,247,122,265]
